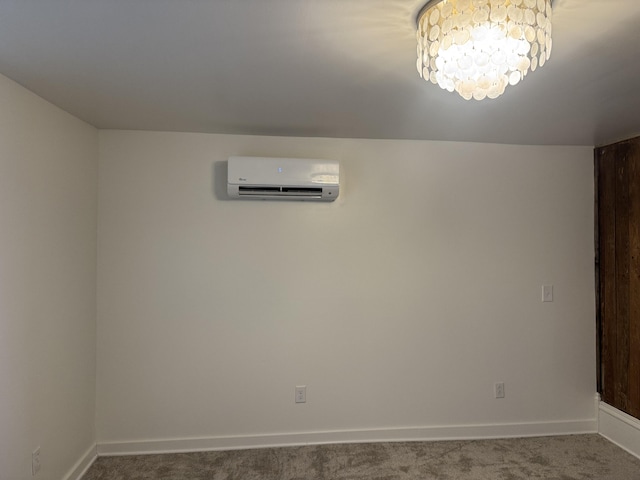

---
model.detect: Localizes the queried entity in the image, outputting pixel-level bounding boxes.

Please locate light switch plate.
[542,285,553,302]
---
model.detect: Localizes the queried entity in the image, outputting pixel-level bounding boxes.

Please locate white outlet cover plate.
[32,447,41,475]
[295,385,306,403]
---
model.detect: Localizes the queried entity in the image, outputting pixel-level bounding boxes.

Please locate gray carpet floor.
[82,434,640,479]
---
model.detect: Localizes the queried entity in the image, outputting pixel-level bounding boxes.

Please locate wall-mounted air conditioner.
[227,156,339,201]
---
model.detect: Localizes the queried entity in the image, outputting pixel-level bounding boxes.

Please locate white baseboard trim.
[599,402,640,460]
[97,419,597,456]
[63,443,97,480]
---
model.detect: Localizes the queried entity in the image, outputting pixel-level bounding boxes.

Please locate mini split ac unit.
[227,156,339,201]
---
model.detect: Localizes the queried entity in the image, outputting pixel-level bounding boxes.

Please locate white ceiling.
[1,0,639,146]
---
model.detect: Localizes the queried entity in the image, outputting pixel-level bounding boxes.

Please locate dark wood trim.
[595,150,602,394]
[628,142,640,418]
[596,136,640,419]
[614,146,630,411]
[598,145,617,405]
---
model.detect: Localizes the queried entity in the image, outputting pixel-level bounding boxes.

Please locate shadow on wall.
[212,161,229,201]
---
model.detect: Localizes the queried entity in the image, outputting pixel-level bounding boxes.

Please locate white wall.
[96,131,596,450]
[0,74,98,479]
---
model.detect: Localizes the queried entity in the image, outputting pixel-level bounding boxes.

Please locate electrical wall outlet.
[32,447,41,476]
[295,385,306,403]
[495,382,505,399]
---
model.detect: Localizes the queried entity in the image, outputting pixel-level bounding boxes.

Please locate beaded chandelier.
[416,0,553,100]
